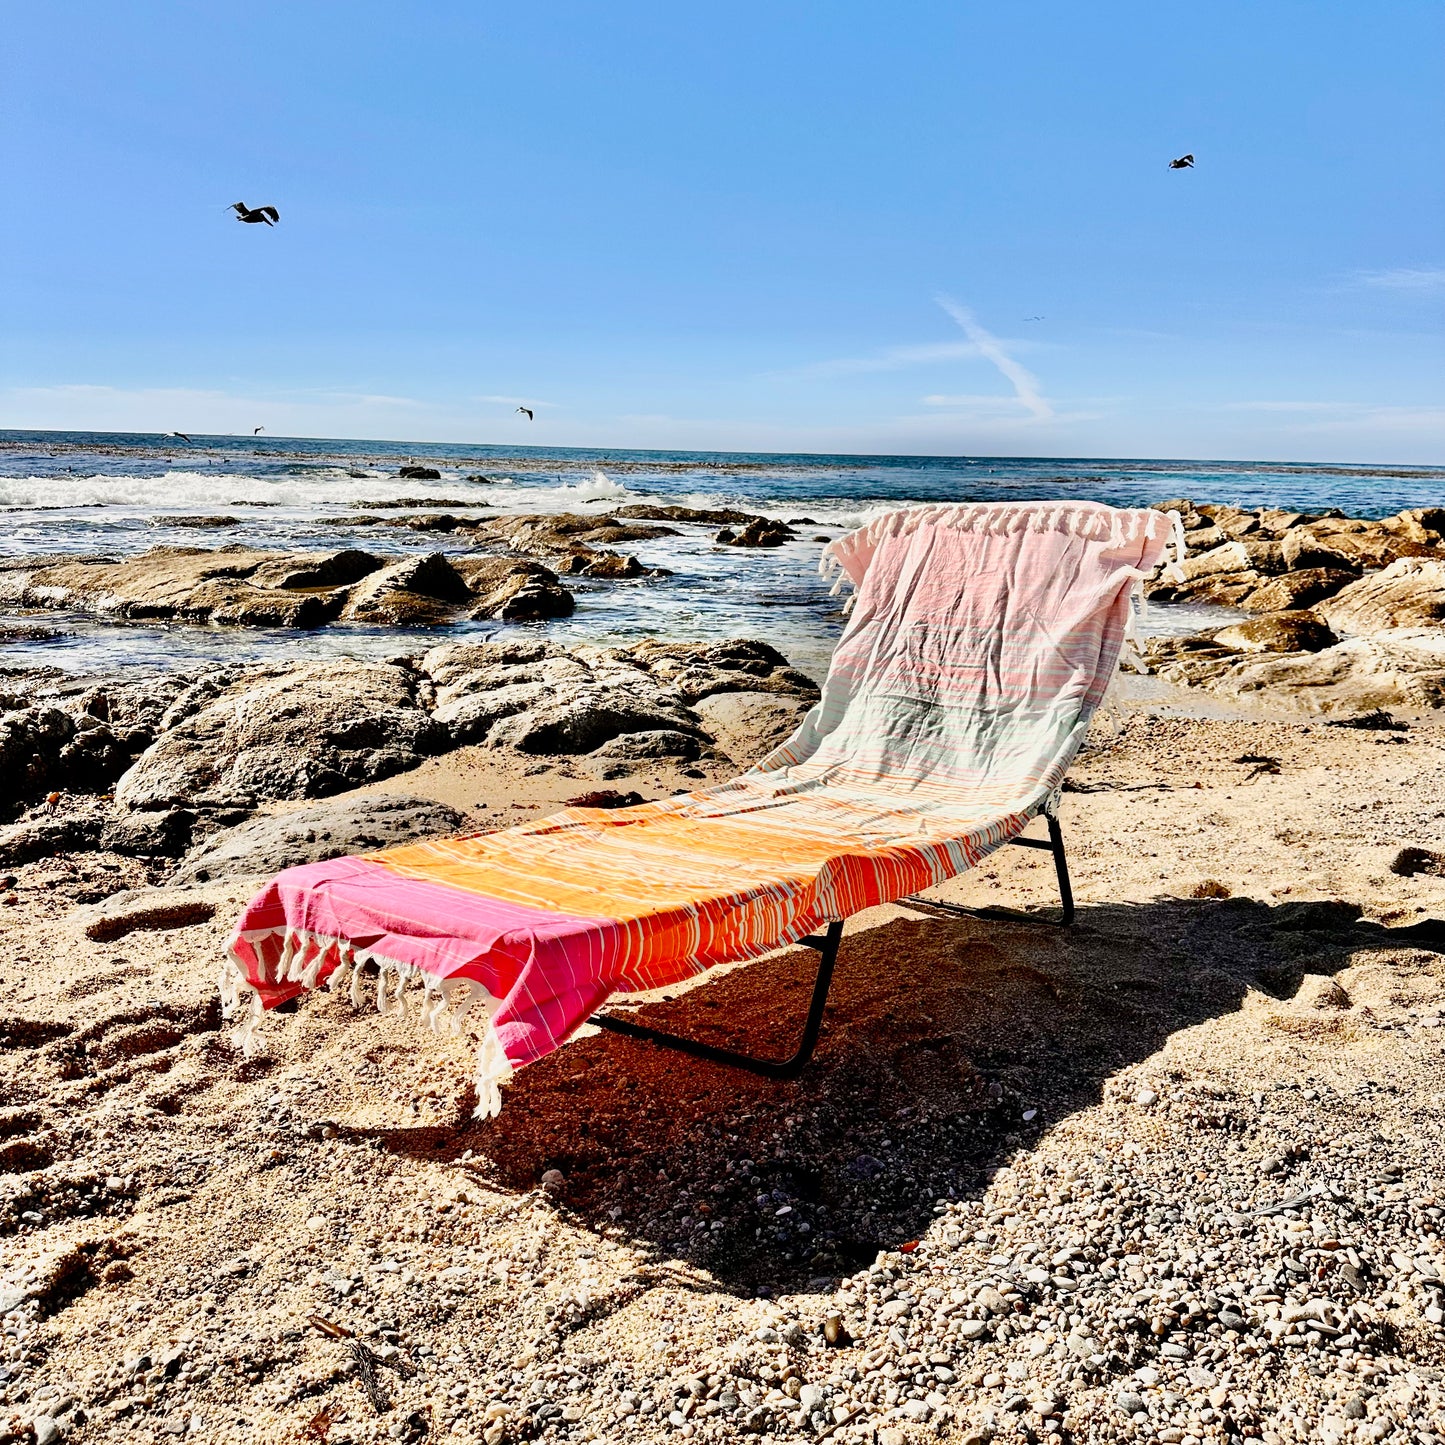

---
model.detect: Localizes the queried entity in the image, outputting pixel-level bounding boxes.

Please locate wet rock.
[0,547,354,629]
[114,660,446,810]
[247,549,384,590]
[337,553,473,626]
[398,465,442,480]
[1239,567,1360,613]
[1176,541,1254,582]
[160,515,239,529]
[1212,611,1337,654]
[172,794,474,882]
[450,557,575,620]
[1316,557,1445,633]
[718,518,795,548]
[612,504,760,526]
[691,691,812,765]
[469,512,672,576]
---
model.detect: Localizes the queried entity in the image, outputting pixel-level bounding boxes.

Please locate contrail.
[936,296,1053,421]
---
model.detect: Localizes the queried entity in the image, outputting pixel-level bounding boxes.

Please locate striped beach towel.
[223,501,1181,1114]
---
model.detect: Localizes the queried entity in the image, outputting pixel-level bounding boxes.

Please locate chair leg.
[587,920,844,1080]
[899,811,1076,927]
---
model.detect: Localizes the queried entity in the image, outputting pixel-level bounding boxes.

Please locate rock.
[0,705,143,813]
[1152,630,1445,716]
[1238,568,1360,613]
[1390,846,1445,878]
[563,790,646,809]
[718,518,794,548]
[32,1416,63,1445]
[450,557,574,620]
[468,512,671,576]
[0,815,103,866]
[690,691,813,765]
[1212,611,1337,654]
[337,553,473,625]
[586,729,706,762]
[247,549,384,590]
[957,1319,988,1340]
[1116,1392,1145,1416]
[398,465,442,480]
[99,806,196,857]
[114,660,445,810]
[1280,528,1363,572]
[1134,1088,1159,1106]
[486,692,706,755]
[612,504,759,526]
[1176,541,1254,582]
[75,889,217,942]
[161,514,239,529]
[1316,558,1445,633]
[171,794,474,882]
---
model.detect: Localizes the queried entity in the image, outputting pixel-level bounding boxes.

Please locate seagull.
[1168,154,1194,169]
[1024,315,1045,321]
[516,406,533,421]
[168,431,192,443]
[231,202,280,225]
[253,426,264,435]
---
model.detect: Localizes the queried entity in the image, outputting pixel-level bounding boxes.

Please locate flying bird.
[253,426,264,435]
[168,431,192,443]
[1024,315,1046,321]
[231,202,280,225]
[1168,154,1194,169]
[516,406,534,421]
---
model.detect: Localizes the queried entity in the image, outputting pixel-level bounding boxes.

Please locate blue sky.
[2,1,1441,461]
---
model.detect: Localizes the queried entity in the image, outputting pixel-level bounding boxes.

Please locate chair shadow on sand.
[369,893,1444,1300]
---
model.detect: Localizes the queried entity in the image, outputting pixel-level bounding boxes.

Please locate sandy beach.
[3,671,1445,1445]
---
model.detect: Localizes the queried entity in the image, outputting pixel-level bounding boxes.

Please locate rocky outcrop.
[716,518,795,548]
[0,545,574,632]
[1148,502,1445,616]
[468,513,676,578]
[113,660,448,812]
[170,794,475,883]
[1145,630,1445,716]
[1211,611,1337,654]
[1316,558,1445,633]
[398,465,442,480]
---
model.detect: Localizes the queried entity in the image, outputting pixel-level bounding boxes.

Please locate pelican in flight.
[231,202,280,225]
[516,406,534,421]
[253,426,264,435]
[168,431,192,443]
[1168,154,1194,169]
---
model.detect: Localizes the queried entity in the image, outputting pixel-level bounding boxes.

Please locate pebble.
[32,1418,62,1445]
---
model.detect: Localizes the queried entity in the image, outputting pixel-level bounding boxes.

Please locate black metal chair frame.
[587,809,1074,1080]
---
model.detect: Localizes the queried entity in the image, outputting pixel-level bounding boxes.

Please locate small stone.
[1134,1088,1159,1107]
[798,1384,823,1412]
[540,1169,565,1187]
[753,1326,778,1343]
[105,1175,126,1192]
[823,1313,848,1346]
[1135,1367,1160,1386]
[781,1321,806,1346]
[1343,1395,1367,1419]
[958,1319,989,1340]
[32,1418,63,1445]
[1117,1392,1146,1416]
[879,1430,908,1445]
[902,1398,932,1420]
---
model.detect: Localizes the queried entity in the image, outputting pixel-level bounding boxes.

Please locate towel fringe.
[220,927,504,1104]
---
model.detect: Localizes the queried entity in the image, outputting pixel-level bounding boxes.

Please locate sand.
[3,705,1445,1445]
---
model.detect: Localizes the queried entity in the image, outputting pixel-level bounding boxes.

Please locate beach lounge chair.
[223,501,1182,1115]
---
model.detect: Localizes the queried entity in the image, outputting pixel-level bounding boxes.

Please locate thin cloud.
[783,341,985,380]
[1227,400,1445,431]
[935,297,1054,421]
[1357,267,1445,292]
[475,394,557,408]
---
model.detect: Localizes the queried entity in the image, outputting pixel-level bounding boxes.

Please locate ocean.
[3,429,1441,679]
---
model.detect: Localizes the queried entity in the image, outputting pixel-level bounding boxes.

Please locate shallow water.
[4,430,1437,677]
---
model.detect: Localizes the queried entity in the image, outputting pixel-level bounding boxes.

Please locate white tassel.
[471,1020,513,1120]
